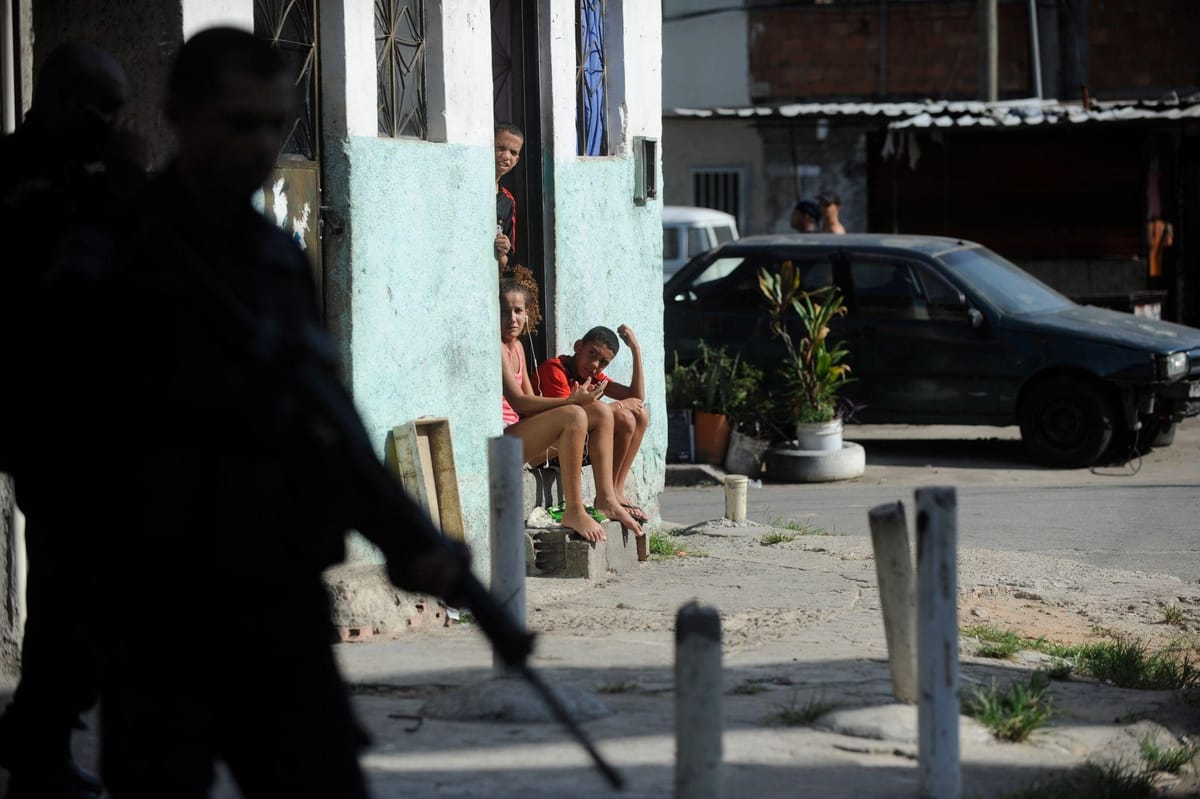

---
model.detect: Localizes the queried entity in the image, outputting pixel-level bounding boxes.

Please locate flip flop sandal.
[545,503,607,524]
[621,503,649,524]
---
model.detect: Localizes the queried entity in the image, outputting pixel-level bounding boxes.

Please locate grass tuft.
[765,515,832,536]
[1159,604,1187,628]
[963,624,1023,659]
[964,671,1054,742]
[1139,732,1198,774]
[1000,760,1156,799]
[763,691,840,726]
[759,531,796,546]
[1074,638,1199,690]
[596,679,639,694]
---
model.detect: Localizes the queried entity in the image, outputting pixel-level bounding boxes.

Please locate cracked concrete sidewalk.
[321,521,1200,798]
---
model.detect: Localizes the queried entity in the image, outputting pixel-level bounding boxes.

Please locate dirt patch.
[960,586,1111,646]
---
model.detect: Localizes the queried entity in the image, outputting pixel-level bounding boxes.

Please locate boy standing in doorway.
[494,124,524,268]
[536,325,650,530]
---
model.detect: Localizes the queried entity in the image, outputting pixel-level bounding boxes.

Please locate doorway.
[493,0,549,364]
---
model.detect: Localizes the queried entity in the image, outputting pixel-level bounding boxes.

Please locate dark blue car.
[664,234,1200,467]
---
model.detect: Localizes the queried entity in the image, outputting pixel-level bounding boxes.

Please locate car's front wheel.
[1019,377,1116,468]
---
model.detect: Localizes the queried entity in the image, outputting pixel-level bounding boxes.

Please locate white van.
[662,206,739,283]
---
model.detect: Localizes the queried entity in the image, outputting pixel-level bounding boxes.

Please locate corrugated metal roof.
[666,97,1200,128]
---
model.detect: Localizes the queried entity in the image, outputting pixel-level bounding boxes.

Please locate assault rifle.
[172,231,625,791]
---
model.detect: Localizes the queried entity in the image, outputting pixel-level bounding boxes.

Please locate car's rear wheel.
[1019,377,1116,467]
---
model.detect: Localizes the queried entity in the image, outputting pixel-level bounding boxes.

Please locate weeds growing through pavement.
[999,760,1156,799]
[764,514,831,536]
[596,680,639,694]
[962,624,1023,659]
[1159,604,1187,628]
[1073,638,1199,690]
[960,627,1200,691]
[647,530,707,559]
[1043,658,1074,680]
[1139,732,1198,773]
[759,531,796,546]
[763,691,840,726]
[964,671,1053,742]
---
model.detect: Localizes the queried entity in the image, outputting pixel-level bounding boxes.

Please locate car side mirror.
[967,308,984,329]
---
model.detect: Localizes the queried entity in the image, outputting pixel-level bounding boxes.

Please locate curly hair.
[499,264,542,335]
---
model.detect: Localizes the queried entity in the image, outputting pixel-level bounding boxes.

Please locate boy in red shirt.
[536,325,650,528]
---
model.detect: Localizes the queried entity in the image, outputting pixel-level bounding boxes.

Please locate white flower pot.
[795,419,843,451]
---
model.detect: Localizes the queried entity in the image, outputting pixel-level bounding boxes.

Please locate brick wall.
[750,1,1029,100]
[1089,0,1200,95]
[750,0,1197,102]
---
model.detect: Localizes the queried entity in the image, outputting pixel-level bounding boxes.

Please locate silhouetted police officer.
[28,28,470,798]
[0,42,146,799]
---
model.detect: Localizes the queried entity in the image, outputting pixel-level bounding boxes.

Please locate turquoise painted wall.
[549,156,666,511]
[326,136,500,569]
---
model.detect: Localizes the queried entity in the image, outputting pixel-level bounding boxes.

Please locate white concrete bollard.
[488,436,527,674]
[868,501,917,703]
[916,487,961,799]
[675,602,722,799]
[723,475,748,523]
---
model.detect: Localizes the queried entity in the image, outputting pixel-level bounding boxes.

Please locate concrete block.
[527,521,632,579]
[604,527,641,574]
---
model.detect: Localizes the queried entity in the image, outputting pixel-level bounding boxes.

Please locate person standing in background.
[818,190,846,234]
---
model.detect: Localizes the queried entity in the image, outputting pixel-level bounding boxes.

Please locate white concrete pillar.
[916,486,961,799]
[868,501,917,703]
[319,0,377,140]
[488,436,526,673]
[675,602,722,799]
[723,475,747,523]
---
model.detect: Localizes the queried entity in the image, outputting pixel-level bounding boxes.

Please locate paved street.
[662,422,1200,583]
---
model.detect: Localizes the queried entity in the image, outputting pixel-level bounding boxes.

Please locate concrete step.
[525,521,644,579]
[521,465,598,520]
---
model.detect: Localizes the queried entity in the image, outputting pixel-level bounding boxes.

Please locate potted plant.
[758,262,854,450]
[665,342,760,464]
[722,359,771,476]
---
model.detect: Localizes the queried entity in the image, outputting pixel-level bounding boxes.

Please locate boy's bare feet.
[594,496,643,536]
[563,506,606,542]
[617,497,649,524]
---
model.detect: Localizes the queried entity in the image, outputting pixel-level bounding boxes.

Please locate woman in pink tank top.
[499,267,607,542]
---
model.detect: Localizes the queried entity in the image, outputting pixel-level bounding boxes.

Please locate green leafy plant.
[763,691,840,726]
[759,531,796,546]
[964,671,1054,742]
[666,342,765,428]
[758,262,853,424]
[1139,732,1198,773]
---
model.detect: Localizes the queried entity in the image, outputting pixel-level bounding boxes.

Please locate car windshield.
[940,246,1073,315]
[689,255,745,287]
